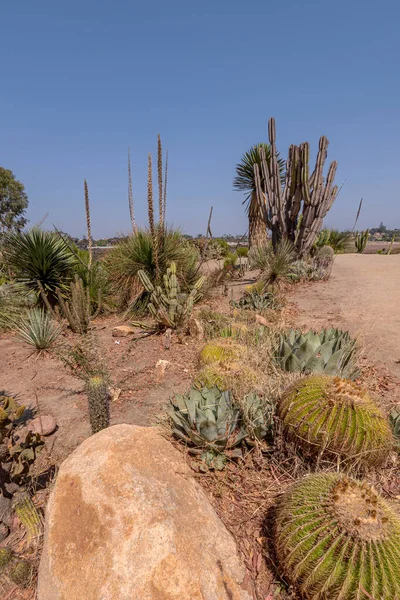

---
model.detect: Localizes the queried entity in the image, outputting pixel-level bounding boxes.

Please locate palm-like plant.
[233,144,285,248]
[3,229,76,306]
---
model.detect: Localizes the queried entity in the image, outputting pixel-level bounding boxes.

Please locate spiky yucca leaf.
[15,308,63,351]
[276,328,358,378]
[274,473,400,600]
[279,375,393,467]
[199,340,244,366]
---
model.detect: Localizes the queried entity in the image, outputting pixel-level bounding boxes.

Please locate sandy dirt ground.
[291,254,400,382]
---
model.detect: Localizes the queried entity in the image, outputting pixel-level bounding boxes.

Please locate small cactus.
[0,547,13,570]
[274,473,400,600]
[199,340,243,366]
[355,229,369,253]
[87,375,110,434]
[9,559,33,587]
[279,375,394,467]
[13,492,42,538]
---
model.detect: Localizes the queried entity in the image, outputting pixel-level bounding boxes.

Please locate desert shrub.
[223,251,238,271]
[276,328,358,378]
[3,229,76,306]
[56,275,91,334]
[274,473,400,599]
[104,227,198,311]
[73,248,111,313]
[325,229,351,253]
[0,283,29,330]
[236,246,248,258]
[289,250,333,282]
[15,307,63,351]
[279,375,393,467]
[249,239,295,288]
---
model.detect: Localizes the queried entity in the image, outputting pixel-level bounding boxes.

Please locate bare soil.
[290,253,400,403]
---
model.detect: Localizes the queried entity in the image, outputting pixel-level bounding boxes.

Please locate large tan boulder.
[38,424,251,600]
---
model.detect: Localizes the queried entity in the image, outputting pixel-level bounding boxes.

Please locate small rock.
[188,317,205,341]
[28,416,57,437]
[112,325,136,337]
[255,314,268,327]
[155,359,170,382]
[0,522,10,542]
[109,387,122,403]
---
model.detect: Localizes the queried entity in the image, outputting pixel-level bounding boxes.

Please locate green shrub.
[274,473,400,600]
[279,375,393,467]
[236,246,248,258]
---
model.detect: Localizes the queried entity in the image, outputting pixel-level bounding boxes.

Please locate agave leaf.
[199,419,219,442]
[285,354,302,372]
[296,340,320,365]
[318,339,336,364]
[324,350,347,375]
[303,353,326,374]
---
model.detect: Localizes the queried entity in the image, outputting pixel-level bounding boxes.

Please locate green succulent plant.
[230,291,277,311]
[137,261,205,330]
[243,392,275,444]
[276,328,358,378]
[279,375,394,467]
[12,491,42,538]
[0,395,26,442]
[168,387,246,452]
[390,407,400,442]
[87,375,110,435]
[199,340,243,366]
[274,472,400,600]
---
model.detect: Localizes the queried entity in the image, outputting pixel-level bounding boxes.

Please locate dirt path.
[291,254,400,380]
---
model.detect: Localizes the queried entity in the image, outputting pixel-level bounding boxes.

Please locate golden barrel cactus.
[199,340,244,366]
[279,375,393,467]
[274,473,400,600]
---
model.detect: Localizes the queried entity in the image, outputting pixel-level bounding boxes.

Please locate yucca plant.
[260,238,296,288]
[276,328,358,378]
[15,308,63,351]
[279,375,394,467]
[355,229,369,253]
[104,227,198,311]
[233,143,285,248]
[325,229,351,253]
[3,229,76,306]
[274,473,400,600]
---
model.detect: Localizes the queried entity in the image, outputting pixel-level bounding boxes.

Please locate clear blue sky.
[1,0,399,238]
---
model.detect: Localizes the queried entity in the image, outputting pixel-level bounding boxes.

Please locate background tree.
[234,144,284,248]
[0,168,28,234]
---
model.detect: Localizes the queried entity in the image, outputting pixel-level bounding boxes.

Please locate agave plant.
[168,387,269,466]
[274,473,400,600]
[276,328,358,378]
[3,229,76,306]
[279,375,394,467]
[15,308,63,351]
[168,387,246,452]
[230,291,277,311]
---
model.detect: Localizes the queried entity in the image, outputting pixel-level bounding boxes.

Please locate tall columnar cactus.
[56,275,90,334]
[355,229,369,253]
[253,117,339,255]
[279,375,394,467]
[137,262,205,330]
[274,473,400,600]
[87,375,110,434]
